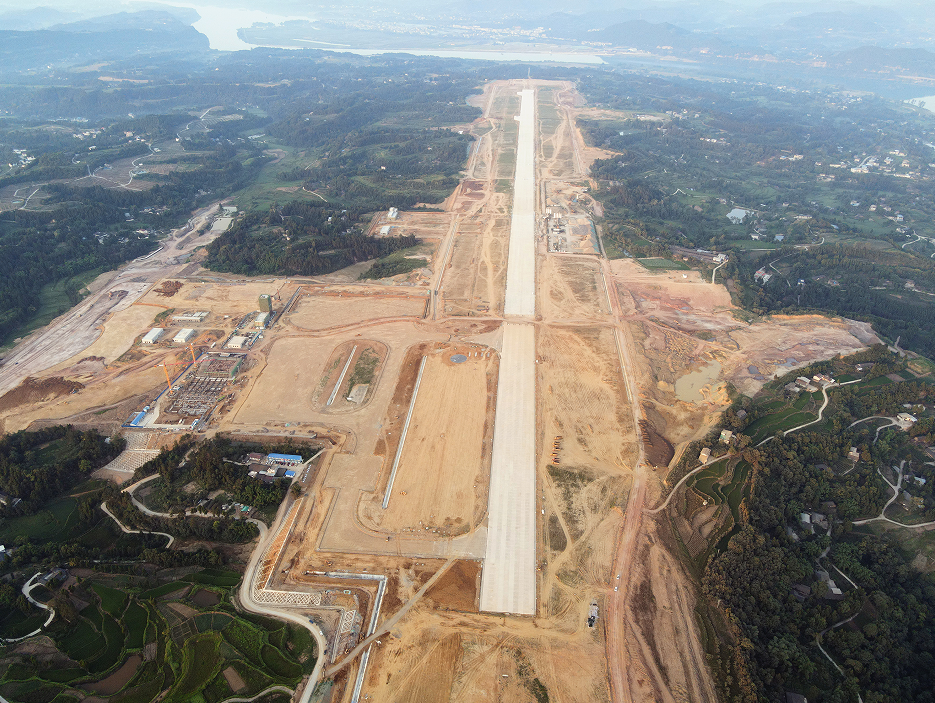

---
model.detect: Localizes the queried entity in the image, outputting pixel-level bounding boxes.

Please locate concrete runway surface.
[479,89,538,615]
[503,89,537,318]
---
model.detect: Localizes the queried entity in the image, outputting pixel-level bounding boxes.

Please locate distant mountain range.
[3,2,935,90]
[0,11,209,74]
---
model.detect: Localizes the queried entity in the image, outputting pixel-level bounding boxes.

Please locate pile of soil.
[639,420,674,468]
[0,377,84,413]
[154,280,183,297]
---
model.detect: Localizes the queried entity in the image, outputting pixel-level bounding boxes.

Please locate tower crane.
[157,343,199,390]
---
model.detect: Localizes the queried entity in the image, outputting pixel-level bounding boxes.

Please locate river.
[130,0,604,62]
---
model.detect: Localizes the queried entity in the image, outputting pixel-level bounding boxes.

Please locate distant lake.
[130,1,313,51]
[906,95,935,113]
[131,0,604,62]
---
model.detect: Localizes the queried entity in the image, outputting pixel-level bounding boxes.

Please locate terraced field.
[0,569,316,703]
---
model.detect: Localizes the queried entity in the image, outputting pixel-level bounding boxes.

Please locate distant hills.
[0,11,210,74]
[828,46,935,74]
[569,19,730,53]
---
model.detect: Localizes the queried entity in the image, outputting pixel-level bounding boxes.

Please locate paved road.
[479,323,537,614]
[219,685,294,703]
[238,495,329,703]
[502,89,537,318]
[644,453,731,515]
[852,462,935,529]
[101,501,175,547]
[1,573,57,644]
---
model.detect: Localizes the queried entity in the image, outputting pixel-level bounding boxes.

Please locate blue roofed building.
[266,453,303,466]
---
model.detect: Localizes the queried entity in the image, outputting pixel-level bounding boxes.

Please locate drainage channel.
[306,571,387,703]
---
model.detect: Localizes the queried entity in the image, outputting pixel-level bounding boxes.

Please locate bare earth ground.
[287,291,427,331]
[610,260,878,447]
[359,346,497,537]
[0,80,882,703]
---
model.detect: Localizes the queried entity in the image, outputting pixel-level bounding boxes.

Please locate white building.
[227,335,249,349]
[142,328,164,344]
[173,311,209,323]
[254,313,270,329]
[173,328,196,344]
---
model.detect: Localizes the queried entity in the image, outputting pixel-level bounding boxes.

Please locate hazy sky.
[0,0,915,10]
[0,0,925,32]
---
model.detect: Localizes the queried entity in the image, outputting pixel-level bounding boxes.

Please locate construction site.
[0,80,881,703]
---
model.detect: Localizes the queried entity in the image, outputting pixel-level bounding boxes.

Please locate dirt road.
[602,258,649,703]
[0,201,226,397]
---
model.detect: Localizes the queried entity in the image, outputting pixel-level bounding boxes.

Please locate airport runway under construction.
[479,88,537,615]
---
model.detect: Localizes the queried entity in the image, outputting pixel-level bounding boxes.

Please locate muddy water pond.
[675,361,722,403]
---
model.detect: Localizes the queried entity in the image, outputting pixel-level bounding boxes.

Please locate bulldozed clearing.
[610,258,877,446]
[360,346,497,537]
[288,290,428,331]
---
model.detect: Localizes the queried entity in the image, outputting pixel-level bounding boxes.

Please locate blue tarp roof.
[268,453,302,462]
[124,411,146,427]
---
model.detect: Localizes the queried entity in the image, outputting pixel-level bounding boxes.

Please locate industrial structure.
[141,328,164,344]
[196,354,244,381]
[258,294,273,313]
[172,311,209,323]
[267,453,303,466]
[173,328,196,344]
[165,352,245,420]
[255,312,270,329]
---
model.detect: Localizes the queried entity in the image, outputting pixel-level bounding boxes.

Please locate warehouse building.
[173,328,196,344]
[226,335,249,349]
[142,328,164,344]
[173,311,209,323]
[254,312,270,329]
[267,453,303,467]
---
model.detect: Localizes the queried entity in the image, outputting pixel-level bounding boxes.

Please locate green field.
[92,583,128,616]
[636,257,691,270]
[0,569,315,703]
[0,268,103,351]
[359,244,431,280]
[0,494,79,543]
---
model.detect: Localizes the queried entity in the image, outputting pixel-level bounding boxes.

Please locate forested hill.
[577,70,935,358]
[0,51,486,342]
[0,12,208,75]
[693,347,935,702]
[204,203,418,277]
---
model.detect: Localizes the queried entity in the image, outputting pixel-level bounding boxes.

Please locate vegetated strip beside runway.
[479,87,538,616]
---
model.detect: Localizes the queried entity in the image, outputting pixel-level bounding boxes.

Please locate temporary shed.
[142,328,164,344]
